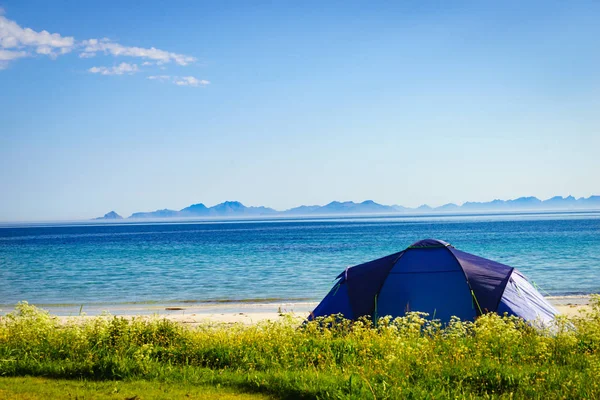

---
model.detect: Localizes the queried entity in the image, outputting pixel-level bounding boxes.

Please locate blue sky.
[1,1,599,221]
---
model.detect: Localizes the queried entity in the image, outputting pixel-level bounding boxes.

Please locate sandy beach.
[1,296,592,326]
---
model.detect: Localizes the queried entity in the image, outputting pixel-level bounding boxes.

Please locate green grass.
[1,297,599,399]
[0,376,270,399]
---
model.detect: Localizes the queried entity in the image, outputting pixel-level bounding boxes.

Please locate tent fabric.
[378,248,476,322]
[407,238,451,248]
[497,270,558,324]
[448,248,514,314]
[340,251,404,319]
[310,280,354,320]
[310,238,558,324]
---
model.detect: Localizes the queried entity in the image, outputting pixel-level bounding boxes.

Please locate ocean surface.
[1,212,599,307]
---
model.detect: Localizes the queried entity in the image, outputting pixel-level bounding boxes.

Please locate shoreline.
[0,300,319,317]
[0,295,593,325]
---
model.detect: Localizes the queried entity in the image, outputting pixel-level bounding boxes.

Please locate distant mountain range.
[94,195,600,220]
[127,201,277,219]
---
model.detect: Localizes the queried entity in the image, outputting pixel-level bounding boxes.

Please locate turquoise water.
[1,212,599,306]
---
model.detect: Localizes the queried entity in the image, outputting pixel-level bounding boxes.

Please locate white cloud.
[147,75,209,87]
[0,14,75,61]
[0,48,27,61]
[0,48,27,69]
[147,75,170,81]
[36,45,54,57]
[173,76,210,87]
[0,12,198,74]
[78,51,95,58]
[88,62,139,76]
[80,38,195,66]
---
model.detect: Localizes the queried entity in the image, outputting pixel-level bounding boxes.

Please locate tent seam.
[443,247,482,316]
[369,251,406,318]
[493,268,515,313]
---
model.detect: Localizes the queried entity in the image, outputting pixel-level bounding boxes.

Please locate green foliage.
[0,376,270,399]
[1,300,600,399]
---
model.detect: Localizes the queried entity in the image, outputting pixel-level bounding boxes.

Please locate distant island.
[94,195,600,220]
[95,211,123,220]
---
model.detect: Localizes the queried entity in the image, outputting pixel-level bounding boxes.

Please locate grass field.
[0,376,269,399]
[1,298,599,399]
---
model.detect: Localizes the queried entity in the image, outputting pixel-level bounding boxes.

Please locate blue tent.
[310,239,558,324]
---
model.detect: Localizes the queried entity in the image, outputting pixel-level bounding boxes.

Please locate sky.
[1,1,599,221]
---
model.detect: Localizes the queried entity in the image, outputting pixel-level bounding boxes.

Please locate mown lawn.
[1,298,599,399]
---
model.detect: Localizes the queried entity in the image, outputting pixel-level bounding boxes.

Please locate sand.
[2,296,590,326]
[547,296,593,318]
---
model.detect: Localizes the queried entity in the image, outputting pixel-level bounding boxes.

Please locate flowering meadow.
[1,298,599,399]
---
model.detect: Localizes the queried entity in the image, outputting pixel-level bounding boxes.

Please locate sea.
[1,212,599,309]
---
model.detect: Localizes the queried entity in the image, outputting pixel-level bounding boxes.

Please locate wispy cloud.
[88,62,139,76]
[147,75,210,87]
[174,76,209,87]
[78,51,96,59]
[0,10,207,84]
[148,75,171,81]
[80,38,195,66]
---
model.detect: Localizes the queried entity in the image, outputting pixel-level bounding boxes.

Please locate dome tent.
[309,239,558,325]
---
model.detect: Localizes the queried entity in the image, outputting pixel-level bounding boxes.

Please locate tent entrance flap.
[377,269,477,322]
